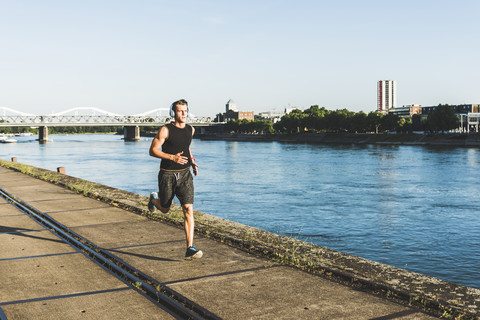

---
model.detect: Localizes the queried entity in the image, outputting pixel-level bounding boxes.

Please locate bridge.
[0,107,217,141]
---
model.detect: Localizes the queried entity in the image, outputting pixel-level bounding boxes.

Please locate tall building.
[377,80,396,113]
[225,99,238,113]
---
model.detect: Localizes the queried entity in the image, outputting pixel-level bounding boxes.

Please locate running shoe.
[185,245,203,260]
[148,192,158,212]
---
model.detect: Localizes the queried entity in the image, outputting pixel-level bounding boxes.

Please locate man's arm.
[149,126,188,164]
[190,126,198,175]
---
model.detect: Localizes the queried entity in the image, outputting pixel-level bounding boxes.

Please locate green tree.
[225,119,275,134]
[274,109,306,133]
[427,104,458,133]
[302,105,329,132]
[411,114,425,132]
[381,113,404,132]
[367,112,384,133]
[351,111,368,133]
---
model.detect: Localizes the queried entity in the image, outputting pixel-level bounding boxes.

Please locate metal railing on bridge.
[0,107,213,127]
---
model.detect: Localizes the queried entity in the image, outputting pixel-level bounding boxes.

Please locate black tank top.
[160,123,193,171]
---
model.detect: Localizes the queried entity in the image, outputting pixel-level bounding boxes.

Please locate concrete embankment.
[1,159,479,319]
[197,132,480,148]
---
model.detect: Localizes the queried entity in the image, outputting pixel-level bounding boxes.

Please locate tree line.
[1,104,460,136]
[225,104,460,134]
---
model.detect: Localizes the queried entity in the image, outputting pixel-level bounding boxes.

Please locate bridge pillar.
[124,126,140,141]
[38,126,49,143]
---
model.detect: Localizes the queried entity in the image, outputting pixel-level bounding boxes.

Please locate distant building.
[225,99,238,113]
[224,110,254,121]
[421,104,479,115]
[284,108,296,114]
[389,104,422,118]
[377,80,396,113]
[258,110,285,123]
[238,111,254,120]
[223,99,254,121]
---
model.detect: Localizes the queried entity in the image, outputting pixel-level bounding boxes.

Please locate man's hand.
[172,152,188,165]
[191,159,199,176]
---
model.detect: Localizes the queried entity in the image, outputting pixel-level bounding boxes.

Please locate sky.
[1,0,479,117]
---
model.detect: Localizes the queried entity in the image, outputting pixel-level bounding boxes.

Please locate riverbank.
[196,132,480,147]
[1,158,479,319]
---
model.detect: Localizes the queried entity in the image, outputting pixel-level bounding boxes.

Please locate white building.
[258,110,285,123]
[377,80,396,113]
[225,99,238,113]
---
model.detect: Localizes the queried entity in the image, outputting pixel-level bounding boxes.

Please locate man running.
[148,99,202,260]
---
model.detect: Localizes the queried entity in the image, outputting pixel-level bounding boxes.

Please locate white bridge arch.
[49,107,124,117]
[0,106,212,127]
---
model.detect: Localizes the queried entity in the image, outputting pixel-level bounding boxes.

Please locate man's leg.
[182,204,194,247]
[152,198,170,214]
[149,171,174,213]
[182,203,202,259]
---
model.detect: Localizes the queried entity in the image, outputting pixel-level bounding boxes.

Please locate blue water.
[1,134,479,289]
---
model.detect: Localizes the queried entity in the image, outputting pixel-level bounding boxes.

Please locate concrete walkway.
[0,166,439,319]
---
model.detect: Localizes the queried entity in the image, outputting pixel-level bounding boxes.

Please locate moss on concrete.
[1,158,479,319]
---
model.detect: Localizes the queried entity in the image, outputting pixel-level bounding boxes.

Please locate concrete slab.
[0,174,56,189]
[1,288,174,320]
[0,248,175,319]
[106,235,275,283]
[21,195,111,213]
[0,203,25,216]
[0,180,54,190]
[168,265,437,320]
[0,254,127,302]
[0,174,80,200]
[72,220,186,248]
[2,187,79,203]
[0,230,76,260]
[0,214,47,233]
[47,206,147,227]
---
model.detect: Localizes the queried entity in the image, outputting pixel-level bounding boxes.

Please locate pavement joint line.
[369,309,418,320]
[1,228,48,234]
[106,248,181,263]
[24,197,87,203]
[0,230,64,243]
[161,265,281,286]
[43,206,114,214]
[0,287,132,306]
[106,240,185,251]
[68,220,154,229]
[0,213,25,217]
[0,185,53,189]
[0,250,79,262]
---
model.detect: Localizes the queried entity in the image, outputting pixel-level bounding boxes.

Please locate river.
[1,133,479,289]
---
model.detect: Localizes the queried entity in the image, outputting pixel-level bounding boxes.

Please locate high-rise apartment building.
[377,80,396,113]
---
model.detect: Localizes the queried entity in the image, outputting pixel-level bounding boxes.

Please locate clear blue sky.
[1,0,479,116]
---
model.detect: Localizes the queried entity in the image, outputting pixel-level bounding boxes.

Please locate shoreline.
[195,132,480,147]
[13,130,480,148]
[1,159,479,319]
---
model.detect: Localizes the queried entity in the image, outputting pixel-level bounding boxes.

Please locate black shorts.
[158,169,194,208]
